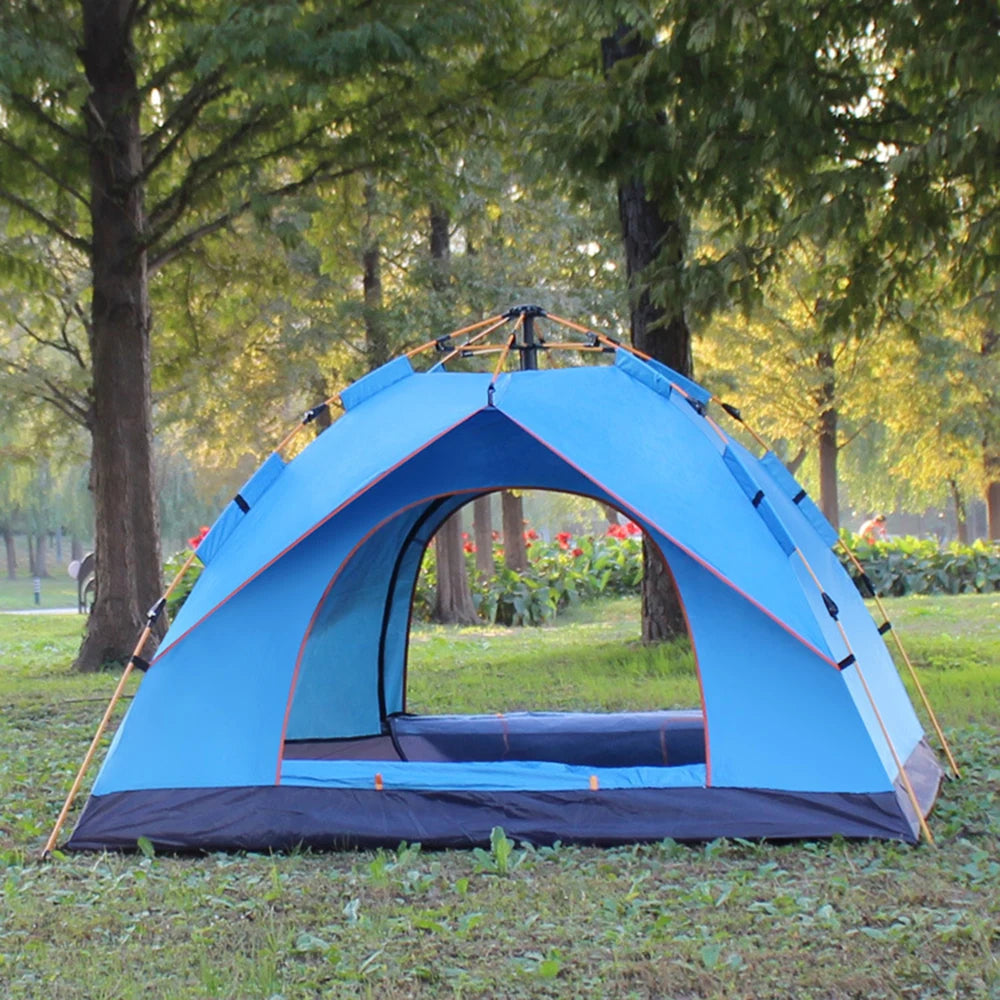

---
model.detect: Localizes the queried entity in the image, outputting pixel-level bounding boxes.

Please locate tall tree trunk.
[815,347,840,529]
[4,529,16,579]
[362,175,388,369]
[429,204,450,294]
[948,478,969,544]
[35,532,49,578]
[27,534,36,577]
[982,328,1000,539]
[501,491,529,572]
[603,24,689,643]
[473,495,495,580]
[433,514,478,625]
[426,200,477,618]
[76,0,164,671]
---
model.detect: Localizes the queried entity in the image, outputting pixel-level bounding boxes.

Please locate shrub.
[416,524,644,626]
[840,534,1000,597]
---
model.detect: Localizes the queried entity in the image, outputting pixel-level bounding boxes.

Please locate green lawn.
[0,574,80,611]
[0,595,997,999]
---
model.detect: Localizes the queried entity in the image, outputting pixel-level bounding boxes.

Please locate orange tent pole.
[273,394,343,458]
[405,313,507,359]
[41,546,202,858]
[433,316,512,368]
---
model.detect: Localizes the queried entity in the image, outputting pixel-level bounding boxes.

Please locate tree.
[0,1,528,669]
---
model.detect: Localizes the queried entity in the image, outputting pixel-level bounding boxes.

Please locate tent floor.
[283,709,707,769]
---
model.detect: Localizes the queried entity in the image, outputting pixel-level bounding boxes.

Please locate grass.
[0,574,80,611]
[0,595,997,998]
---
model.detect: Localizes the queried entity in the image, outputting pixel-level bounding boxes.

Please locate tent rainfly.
[63,309,946,852]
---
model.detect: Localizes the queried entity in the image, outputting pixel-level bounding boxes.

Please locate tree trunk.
[3,529,16,579]
[815,347,840,529]
[35,532,49,578]
[983,328,1000,540]
[986,474,1000,541]
[426,200,478,620]
[309,375,333,435]
[599,503,621,526]
[473,495,495,580]
[603,23,689,643]
[642,539,688,643]
[948,478,969,544]
[501,491,529,572]
[27,534,36,577]
[429,204,451,294]
[433,513,478,625]
[362,175,389,369]
[75,0,164,671]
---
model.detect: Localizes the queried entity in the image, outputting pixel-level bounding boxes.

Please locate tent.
[66,312,943,851]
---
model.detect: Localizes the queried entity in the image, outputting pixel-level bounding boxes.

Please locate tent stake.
[41,547,201,858]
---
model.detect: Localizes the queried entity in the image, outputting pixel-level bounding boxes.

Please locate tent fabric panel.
[642,355,713,408]
[284,507,428,740]
[340,355,414,410]
[163,370,493,642]
[499,365,831,653]
[614,349,676,402]
[720,446,796,556]
[745,442,924,770]
[759,450,839,547]
[280,759,708,791]
[197,452,286,566]
[663,540,892,793]
[380,493,474,717]
[66,783,919,853]
[284,409,615,742]
[92,531,341,795]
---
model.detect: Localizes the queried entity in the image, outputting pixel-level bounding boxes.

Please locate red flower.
[606,524,627,539]
[462,531,470,541]
[572,547,584,558]
[524,528,539,541]
[463,541,476,554]
[187,526,210,550]
[626,521,641,535]
[556,531,572,549]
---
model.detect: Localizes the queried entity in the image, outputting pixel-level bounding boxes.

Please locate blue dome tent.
[63,309,945,851]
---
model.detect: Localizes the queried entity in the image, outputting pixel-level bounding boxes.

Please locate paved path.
[0,607,78,615]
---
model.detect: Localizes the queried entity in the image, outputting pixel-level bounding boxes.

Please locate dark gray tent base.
[66,742,941,852]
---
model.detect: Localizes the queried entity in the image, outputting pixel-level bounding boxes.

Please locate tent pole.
[431,316,511,369]
[41,546,201,858]
[405,313,507,360]
[274,393,342,458]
